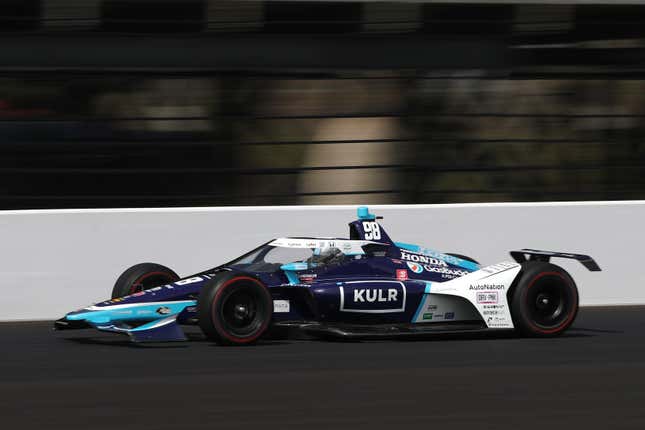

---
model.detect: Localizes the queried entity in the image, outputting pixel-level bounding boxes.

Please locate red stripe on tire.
[523,271,577,335]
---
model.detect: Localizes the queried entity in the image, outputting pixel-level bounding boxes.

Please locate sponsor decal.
[469,284,505,290]
[407,262,424,274]
[431,253,460,266]
[298,273,317,283]
[156,306,171,315]
[396,269,408,281]
[273,300,290,313]
[421,308,453,321]
[400,250,447,267]
[174,276,203,286]
[122,280,200,301]
[391,259,403,264]
[353,288,399,303]
[269,238,373,255]
[412,248,464,266]
[340,282,406,313]
[427,304,438,311]
[105,280,194,302]
[486,315,508,327]
[477,292,499,304]
[483,304,504,309]
[423,265,469,277]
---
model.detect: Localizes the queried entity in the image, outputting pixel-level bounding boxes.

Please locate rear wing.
[509,249,601,272]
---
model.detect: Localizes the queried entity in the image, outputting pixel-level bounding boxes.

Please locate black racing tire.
[197,272,273,345]
[445,253,480,265]
[510,262,579,337]
[111,263,180,299]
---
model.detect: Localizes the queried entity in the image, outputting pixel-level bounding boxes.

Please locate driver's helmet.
[309,246,343,265]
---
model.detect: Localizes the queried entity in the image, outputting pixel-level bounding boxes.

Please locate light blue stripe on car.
[424,282,432,294]
[283,270,300,285]
[66,300,196,325]
[395,241,421,252]
[394,241,480,272]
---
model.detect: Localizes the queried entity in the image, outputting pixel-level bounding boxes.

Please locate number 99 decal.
[362,221,381,240]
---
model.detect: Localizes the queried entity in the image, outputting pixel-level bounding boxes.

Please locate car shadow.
[205,339,295,348]
[58,325,614,348]
[569,327,623,334]
[63,336,189,348]
[315,329,600,344]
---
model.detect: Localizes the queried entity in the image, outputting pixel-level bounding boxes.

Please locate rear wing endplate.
[510,249,601,272]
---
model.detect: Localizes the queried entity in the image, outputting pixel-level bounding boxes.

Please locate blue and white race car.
[55,207,600,344]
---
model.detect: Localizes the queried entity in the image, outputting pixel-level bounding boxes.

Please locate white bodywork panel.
[414,261,522,329]
[413,293,481,323]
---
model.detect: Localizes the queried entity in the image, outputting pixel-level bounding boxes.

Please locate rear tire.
[510,262,579,337]
[111,263,179,299]
[197,272,273,345]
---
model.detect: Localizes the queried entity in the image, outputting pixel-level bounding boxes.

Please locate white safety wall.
[0,201,642,321]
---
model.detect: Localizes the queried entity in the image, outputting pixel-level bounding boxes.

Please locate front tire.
[111,263,179,299]
[197,273,273,345]
[510,262,579,337]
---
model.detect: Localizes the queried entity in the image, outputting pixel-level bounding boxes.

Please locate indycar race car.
[55,207,600,344]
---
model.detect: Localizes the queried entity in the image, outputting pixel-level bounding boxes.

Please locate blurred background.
[1,0,645,209]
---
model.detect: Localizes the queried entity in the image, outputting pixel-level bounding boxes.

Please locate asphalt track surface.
[1,307,644,430]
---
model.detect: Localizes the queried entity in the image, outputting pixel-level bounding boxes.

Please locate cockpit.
[226,237,385,273]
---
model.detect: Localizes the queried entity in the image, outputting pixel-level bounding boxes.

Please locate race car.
[54,206,600,344]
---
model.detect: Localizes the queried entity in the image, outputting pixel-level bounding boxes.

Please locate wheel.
[111,263,180,299]
[510,262,579,337]
[445,253,479,265]
[197,272,273,345]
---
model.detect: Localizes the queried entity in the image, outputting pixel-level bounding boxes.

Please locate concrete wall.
[0,201,641,321]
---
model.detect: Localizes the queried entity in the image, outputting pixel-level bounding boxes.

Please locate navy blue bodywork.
[56,207,483,341]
